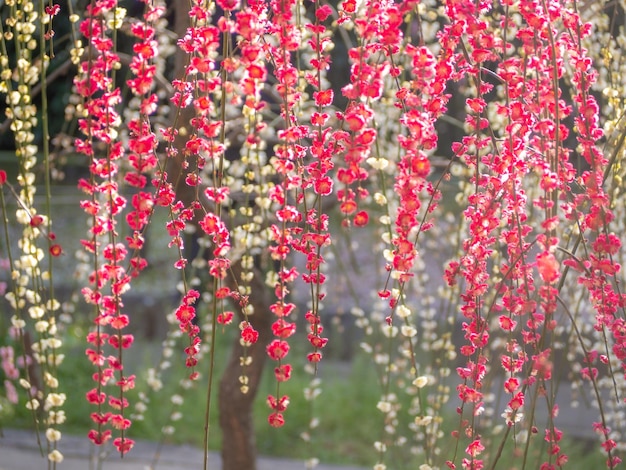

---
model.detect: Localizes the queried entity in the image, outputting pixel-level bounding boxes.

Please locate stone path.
[0,429,367,470]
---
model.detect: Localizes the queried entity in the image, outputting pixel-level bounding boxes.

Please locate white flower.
[171,394,184,405]
[45,428,61,442]
[11,316,26,329]
[413,376,429,388]
[28,306,45,319]
[501,406,523,425]
[366,157,389,170]
[396,305,411,318]
[25,399,39,410]
[44,372,58,388]
[414,415,433,426]
[106,8,127,30]
[381,324,398,338]
[48,450,63,463]
[45,393,66,410]
[401,325,417,337]
[47,411,66,424]
[373,193,388,205]
[377,401,392,413]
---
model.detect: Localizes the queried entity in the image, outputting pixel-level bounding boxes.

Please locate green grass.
[7,321,387,463]
[7,325,609,470]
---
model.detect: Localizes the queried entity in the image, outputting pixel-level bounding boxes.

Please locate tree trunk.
[219,267,273,470]
[167,0,200,216]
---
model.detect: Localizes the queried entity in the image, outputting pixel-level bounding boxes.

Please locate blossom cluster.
[2,0,626,469]
[0,0,66,463]
[73,0,140,454]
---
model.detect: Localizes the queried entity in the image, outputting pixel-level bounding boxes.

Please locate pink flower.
[113,437,134,454]
[110,414,131,430]
[268,412,285,428]
[217,311,234,325]
[315,5,333,22]
[267,340,290,361]
[241,325,259,344]
[537,252,559,284]
[88,429,112,446]
[45,4,61,17]
[274,364,292,382]
[354,210,369,227]
[216,0,240,10]
[4,380,17,404]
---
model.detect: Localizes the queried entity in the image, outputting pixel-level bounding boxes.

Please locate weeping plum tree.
[2,1,626,470]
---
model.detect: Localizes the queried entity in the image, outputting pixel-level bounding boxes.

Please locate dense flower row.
[0,0,65,464]
[74,0,137,454]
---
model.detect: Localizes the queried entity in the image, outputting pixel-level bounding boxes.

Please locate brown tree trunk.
[219,268,273,470]
[167,1,200,214]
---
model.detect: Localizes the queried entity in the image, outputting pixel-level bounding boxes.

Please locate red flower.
[86,388,106,405]
[313,176,333,196]
[116,375,136,392]
[498,315,516,332]
[241,324,259,344]
[111,414,131,430]
[176,305,196,324]
[49,244,63,257]
[88,429,112,446]
[272,320,296,338]
[217,311,234,325]
[45,4,61,16]
[307,352,322,363]
[466,439,484,458]
[267,394,289,412]
[340,199,357,214]
[113,437,134,454]
[307,334,328,349]
[86,349,105,366]
[86,332,109,346]
[274,364,292,382]
[109,396,129,410]
[216,0,240,10]
[30,215,44,227]
[90,412,112,425]
[267,340,290,360]
[508,392,524,411]
[108,334,134,349]
[354,210,369,227]
[313,89,333,106]
[341,0,356,14]
[215,287,231,299]
[268,412,285,428]
[315,5,333,22]
[504,377,519,394]
[537,252,559,284]
[110,315,130,330]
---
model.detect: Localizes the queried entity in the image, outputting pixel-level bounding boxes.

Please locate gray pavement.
[0,429,367,470]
